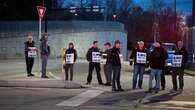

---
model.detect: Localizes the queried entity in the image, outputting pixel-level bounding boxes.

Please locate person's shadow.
[142,91,182,105]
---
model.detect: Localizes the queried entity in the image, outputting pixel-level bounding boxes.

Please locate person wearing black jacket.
[64,42,78,81]
[24,36,37,77]
[147,42,167,93]
[172,41,188,91]
[102,42,112,86]
[130,41,148,89]
[40,33,50,78]
[107,40,124,91]
[86,41,103,85]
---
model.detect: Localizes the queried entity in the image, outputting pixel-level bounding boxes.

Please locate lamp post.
[113,14,117,21]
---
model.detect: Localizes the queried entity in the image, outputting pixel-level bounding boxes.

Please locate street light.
[113,14,117,21]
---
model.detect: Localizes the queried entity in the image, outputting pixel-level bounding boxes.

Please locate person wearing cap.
[102,42,112,86]
[146,42,167,93]
[63,42,78,81]
[171,41,188,92]
[24,35,37,77]
[86,41,103,85]
[40,33,50,78]
[129,41,148,89]
[108,40,124,91]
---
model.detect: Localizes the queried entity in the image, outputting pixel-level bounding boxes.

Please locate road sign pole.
[38,18,42,75]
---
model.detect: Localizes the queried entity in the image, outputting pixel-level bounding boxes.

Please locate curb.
[184,70,195,76]
[0,79,83,89]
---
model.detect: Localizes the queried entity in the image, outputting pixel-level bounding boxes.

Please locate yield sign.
[36,6,46,20]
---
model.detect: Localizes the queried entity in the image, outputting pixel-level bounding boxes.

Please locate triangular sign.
[37,6,46,19]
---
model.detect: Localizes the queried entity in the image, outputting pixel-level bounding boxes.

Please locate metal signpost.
[37,6,46,75]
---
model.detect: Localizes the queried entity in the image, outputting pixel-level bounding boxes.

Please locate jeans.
[25,55,34,75]
[104,64,112,84]
[112,66,122,90]
[133,64,145,88]
[41,55,48,77]
[64,64,74,81]
[148,68,162,90]
[172,68,184,90]
[87,62,103,84]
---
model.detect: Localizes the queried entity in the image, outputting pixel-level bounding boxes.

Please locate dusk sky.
[62,0,192,15]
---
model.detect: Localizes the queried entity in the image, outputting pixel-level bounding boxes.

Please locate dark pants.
[25,55,34,75]
[155,68,166,89]
[64,64,74,81]
[172,68,184,90]
[112,66,122,90]
[104,64,112,84]
[87,62,103,84]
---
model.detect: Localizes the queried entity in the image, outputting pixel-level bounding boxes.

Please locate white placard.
[101,53,107,64]
[172,55,183,67]
[28,47,37,58]
[92,52,101,63]
[136,52,147,64]
[66,54,74,64]
[119,54,123,63]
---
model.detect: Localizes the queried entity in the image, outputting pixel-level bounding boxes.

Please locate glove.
[129,61,133,66]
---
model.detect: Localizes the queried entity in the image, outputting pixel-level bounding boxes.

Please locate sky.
[62,0,193,15]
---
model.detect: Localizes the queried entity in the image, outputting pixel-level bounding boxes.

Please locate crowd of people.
[24,34,188,93]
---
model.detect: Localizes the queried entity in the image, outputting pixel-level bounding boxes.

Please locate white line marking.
[48,72,61,80]
[56,90,104,107]
[160,101,195,106]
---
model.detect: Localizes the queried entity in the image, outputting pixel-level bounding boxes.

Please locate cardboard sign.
[92,52,101,63]
[101,53,107,64]
[28,47,37,58]
[172,55,183,67]
[136,52,147,64]
[119,54,123,63]
[66,54,74,64]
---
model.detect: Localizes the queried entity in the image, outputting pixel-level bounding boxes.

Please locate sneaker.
[85,82,91,85]
[117,88,124,92]
[104,83,112,86]
[27,74,35,77]
[112,88,117,92]
[41,76,49,79]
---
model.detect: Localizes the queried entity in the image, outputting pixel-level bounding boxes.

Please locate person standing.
[147,42,166,93]
[130,41,148,89]
[24,36,37,77]
[108,40,124,91]
[172,41,188,92]
[40,33,50,78]
[86,41,103,85]
[102,42,112,86]
[63,42,78,81]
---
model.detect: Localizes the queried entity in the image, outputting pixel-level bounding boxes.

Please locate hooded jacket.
[107,47,121,67]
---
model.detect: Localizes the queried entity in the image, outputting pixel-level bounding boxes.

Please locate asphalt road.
[0,59,195,110]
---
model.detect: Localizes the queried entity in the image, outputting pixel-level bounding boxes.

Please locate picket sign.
[119,54,123,63]
[101,53,107,64]
[172,55,183,67]
[136,52,147,64]
[28,47,37,58]
[66,54,74,64]
[92,52,101,63]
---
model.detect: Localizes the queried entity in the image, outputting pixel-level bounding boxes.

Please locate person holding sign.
[172,41,188,92]
[63,42,78,81]
[86,41,103,85]
[108,40,124,91]
[102,42,112,86]
[24,36,37,77]
[129,41,148,89]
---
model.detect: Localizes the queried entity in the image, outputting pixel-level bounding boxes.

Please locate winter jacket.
[173,47,188,69]
[149,47,167,69]
[86,47,101,62]
[64,48,78,62]
[24,41,35,56]
[40,41,50,56]
[129,47,149,65]
[107,47,121,67]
